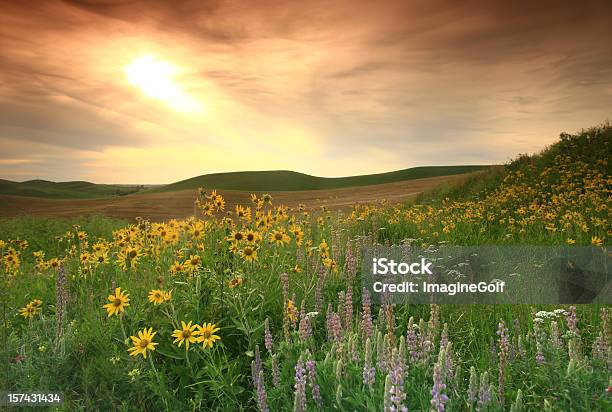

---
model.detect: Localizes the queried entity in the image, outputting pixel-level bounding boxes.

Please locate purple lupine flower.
[328,312,342,343]
[345,286,353,331]
[377,332,387,374]
[406,318,419,363]
[264,318,273,353]
[431,362,449,412]
[326,303,334,340]
[349,334,359,363]
[361,288,373,340]
[344,241,357,278]
[440,323,449,350]
[497,320,509,407]
[337,291,346,328]
[591,333,606,360]
[293,357,307,412]
[299,302,312,342]
[363,338,376,386]
[383,375,393,411]
[252,345,263,384]
[251,345,268,412]
[429,304,440,342]
[533,322,546,365]
[550,321,562,349]
[384,348,408,412]
[468,366,478,404]
[444,341,454,382]
[517,335,526,358]
[271,354,281,388]
[315,266,325,313]
[306,354,322,409]
[256,370,269,412]
[290,292,298,330]
[477,371,492,411]
[281,272,289,302]
[566,306,579,336]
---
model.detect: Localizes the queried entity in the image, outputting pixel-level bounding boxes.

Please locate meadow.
[1,125,610,411]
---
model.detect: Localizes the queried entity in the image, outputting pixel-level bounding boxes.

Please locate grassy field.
[0,180,146,199]
[0,125,610,411]
[0,174,474,221]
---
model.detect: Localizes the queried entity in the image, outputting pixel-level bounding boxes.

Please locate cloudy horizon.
[1,0,611,184]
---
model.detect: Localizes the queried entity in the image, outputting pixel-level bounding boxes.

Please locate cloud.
[0,0,611,183]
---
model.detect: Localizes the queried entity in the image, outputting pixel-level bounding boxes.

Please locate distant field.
[0,179,147,199]
[148,165,488,193]
[0,173,474,220]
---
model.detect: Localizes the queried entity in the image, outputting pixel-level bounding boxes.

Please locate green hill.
[0,179,145,199]
[0,165,488,199]
[148,165,488,193]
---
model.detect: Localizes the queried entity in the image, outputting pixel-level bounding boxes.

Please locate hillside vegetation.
[148,165,488,193]
[0,179,145,199]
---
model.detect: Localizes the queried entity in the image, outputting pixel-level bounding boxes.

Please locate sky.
[1,0,611,184]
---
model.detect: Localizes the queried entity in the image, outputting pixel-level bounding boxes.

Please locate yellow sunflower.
[127,327,158,359]
[197,323,221,349]
[269,229,290,246]
[240,246,258,262]
[148,289,165,305]
[184,254,202,274]
[172,321,200,350]
[19,300,42,318]
[102,287,130,317]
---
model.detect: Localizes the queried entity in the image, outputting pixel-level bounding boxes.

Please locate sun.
[125,55,201,113]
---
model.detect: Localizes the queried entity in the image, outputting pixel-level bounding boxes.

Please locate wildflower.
[227,230,245,243]
[269,229,290,246]
[293,357,307,412]
[102,288,130,317]
[306,353,322,408]
[361,288,373,340]
[431,361,449,412]
[184,254,202,274]
[298,302,312,342]
[240,245,258,262]
[148,289,169,305]
[229,276,243,289]
[117,246,140,270]
[497,320,509,406]
[197,322,221,348]
[363,337,376,386]
[19,300,42,318]
[127,368,141,382]
[468,366,478,404]
[314,267,324,313]
[478,371,492,410]
[591,236,604,246]
[286,299,298,323]
[271,353,281,387]
[251,346,269,412]
[264,318,273,353]
[172,321,200,350]
[244,229,259,244]
[127,327,158,359]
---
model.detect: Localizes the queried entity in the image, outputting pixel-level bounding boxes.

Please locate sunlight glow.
[125,55,202,113]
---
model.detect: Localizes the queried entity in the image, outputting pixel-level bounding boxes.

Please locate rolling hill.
[0,165,488,199]
[0,179,146,199]
[148,165,488,193]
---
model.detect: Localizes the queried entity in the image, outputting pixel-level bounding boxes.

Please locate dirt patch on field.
[0,174,470,221]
